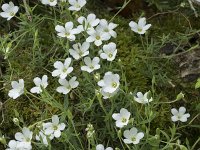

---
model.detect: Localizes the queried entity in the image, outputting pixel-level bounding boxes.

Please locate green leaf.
[195,78,200,89]
[147,135,160,147]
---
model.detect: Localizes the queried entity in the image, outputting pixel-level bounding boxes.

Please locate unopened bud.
[94,73,100,81]
[0,135,6,146]
[176,92,184,101]
[13,118,19,123]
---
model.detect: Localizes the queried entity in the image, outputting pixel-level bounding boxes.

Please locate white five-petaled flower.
[41,0,57,6]
[36,131,54,146]
[55,22,80,41]
[98,72,120,93]
[68,0,86,11]
[112,108,130,128]
[134,92,153,104]
[6,140,32,150]
[81,57,100,73]
[30,75,48,94]
[96,19,117,39]
[7,127,33,150]
[43,115,66,138]
[123,127,144,144]
[0,2,19,21]
[69,42,90,60]
[8,79,24,99]
[100,42,117,61]
[86,29,110,46]
[56,76,79,94]
[15,127,33,143]
[52,58,73,79]
[96,144,113,150]
[171,106,190,122]
[77,13,100,33]
[129,17,151,34]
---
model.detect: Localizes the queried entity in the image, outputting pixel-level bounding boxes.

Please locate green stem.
[110,0,132,22]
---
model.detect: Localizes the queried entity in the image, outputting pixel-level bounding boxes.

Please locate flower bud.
[13,118,19,124]
[0,135,6,146]
[94,73,100,81]
[117,130,122,138]
[176,92,184,101]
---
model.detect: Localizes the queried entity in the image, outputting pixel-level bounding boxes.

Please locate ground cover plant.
[0,0,200,149]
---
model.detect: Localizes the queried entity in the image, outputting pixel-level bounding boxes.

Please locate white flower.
[171,107,190,122]
[134,92,153,104]
[8,79,24,99]
[36,131,54,146]
[68,0,86,11]
[41,0,57,6]
[77,13,100,33]
[98,72,120,93]
[86,29,110,46]
[81,57,100,73]
[129,17,151,34]
[100,42,117,61]
[6,140,19,150]
[52,58,73,79]
[7,127,33,149]
[96,144,113,150]
[15,127,32,143]
[69,42,90,60]
[56,76,79,94]
[0,2,19,21]
[100,88,118,99]
[55,22,80,41]
[6,140,32,150]
[123,127,144,144]
[112,108,130,128]
[30,75,48,94]
[96,19,117,39]
[43,115,66,138]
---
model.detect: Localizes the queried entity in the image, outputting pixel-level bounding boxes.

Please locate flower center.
[26,138,31,142]
[121,117,127,123]
[63,68,67,73]
[9,12,15,16]
[177,115,181,119]
[112,82,117,88]
[75,3,80,8]
[90,65,94,69]
[138,28,142,32]
[65,32,70,36]
[53,125,58,130]
[79,50,83,56]
[131,136,136,142]
[108,53,113,58]
[96,36,100,40]
[104,28,109,32]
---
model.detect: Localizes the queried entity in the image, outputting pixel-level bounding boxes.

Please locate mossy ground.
[0,0,200,149]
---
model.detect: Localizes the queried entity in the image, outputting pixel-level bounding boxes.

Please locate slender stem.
[191,137,200,150]
[110,0,132,22]
[71,120,84,150]
[22,0,31,17]
[187,0,198,17]
[140,35,145,50]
